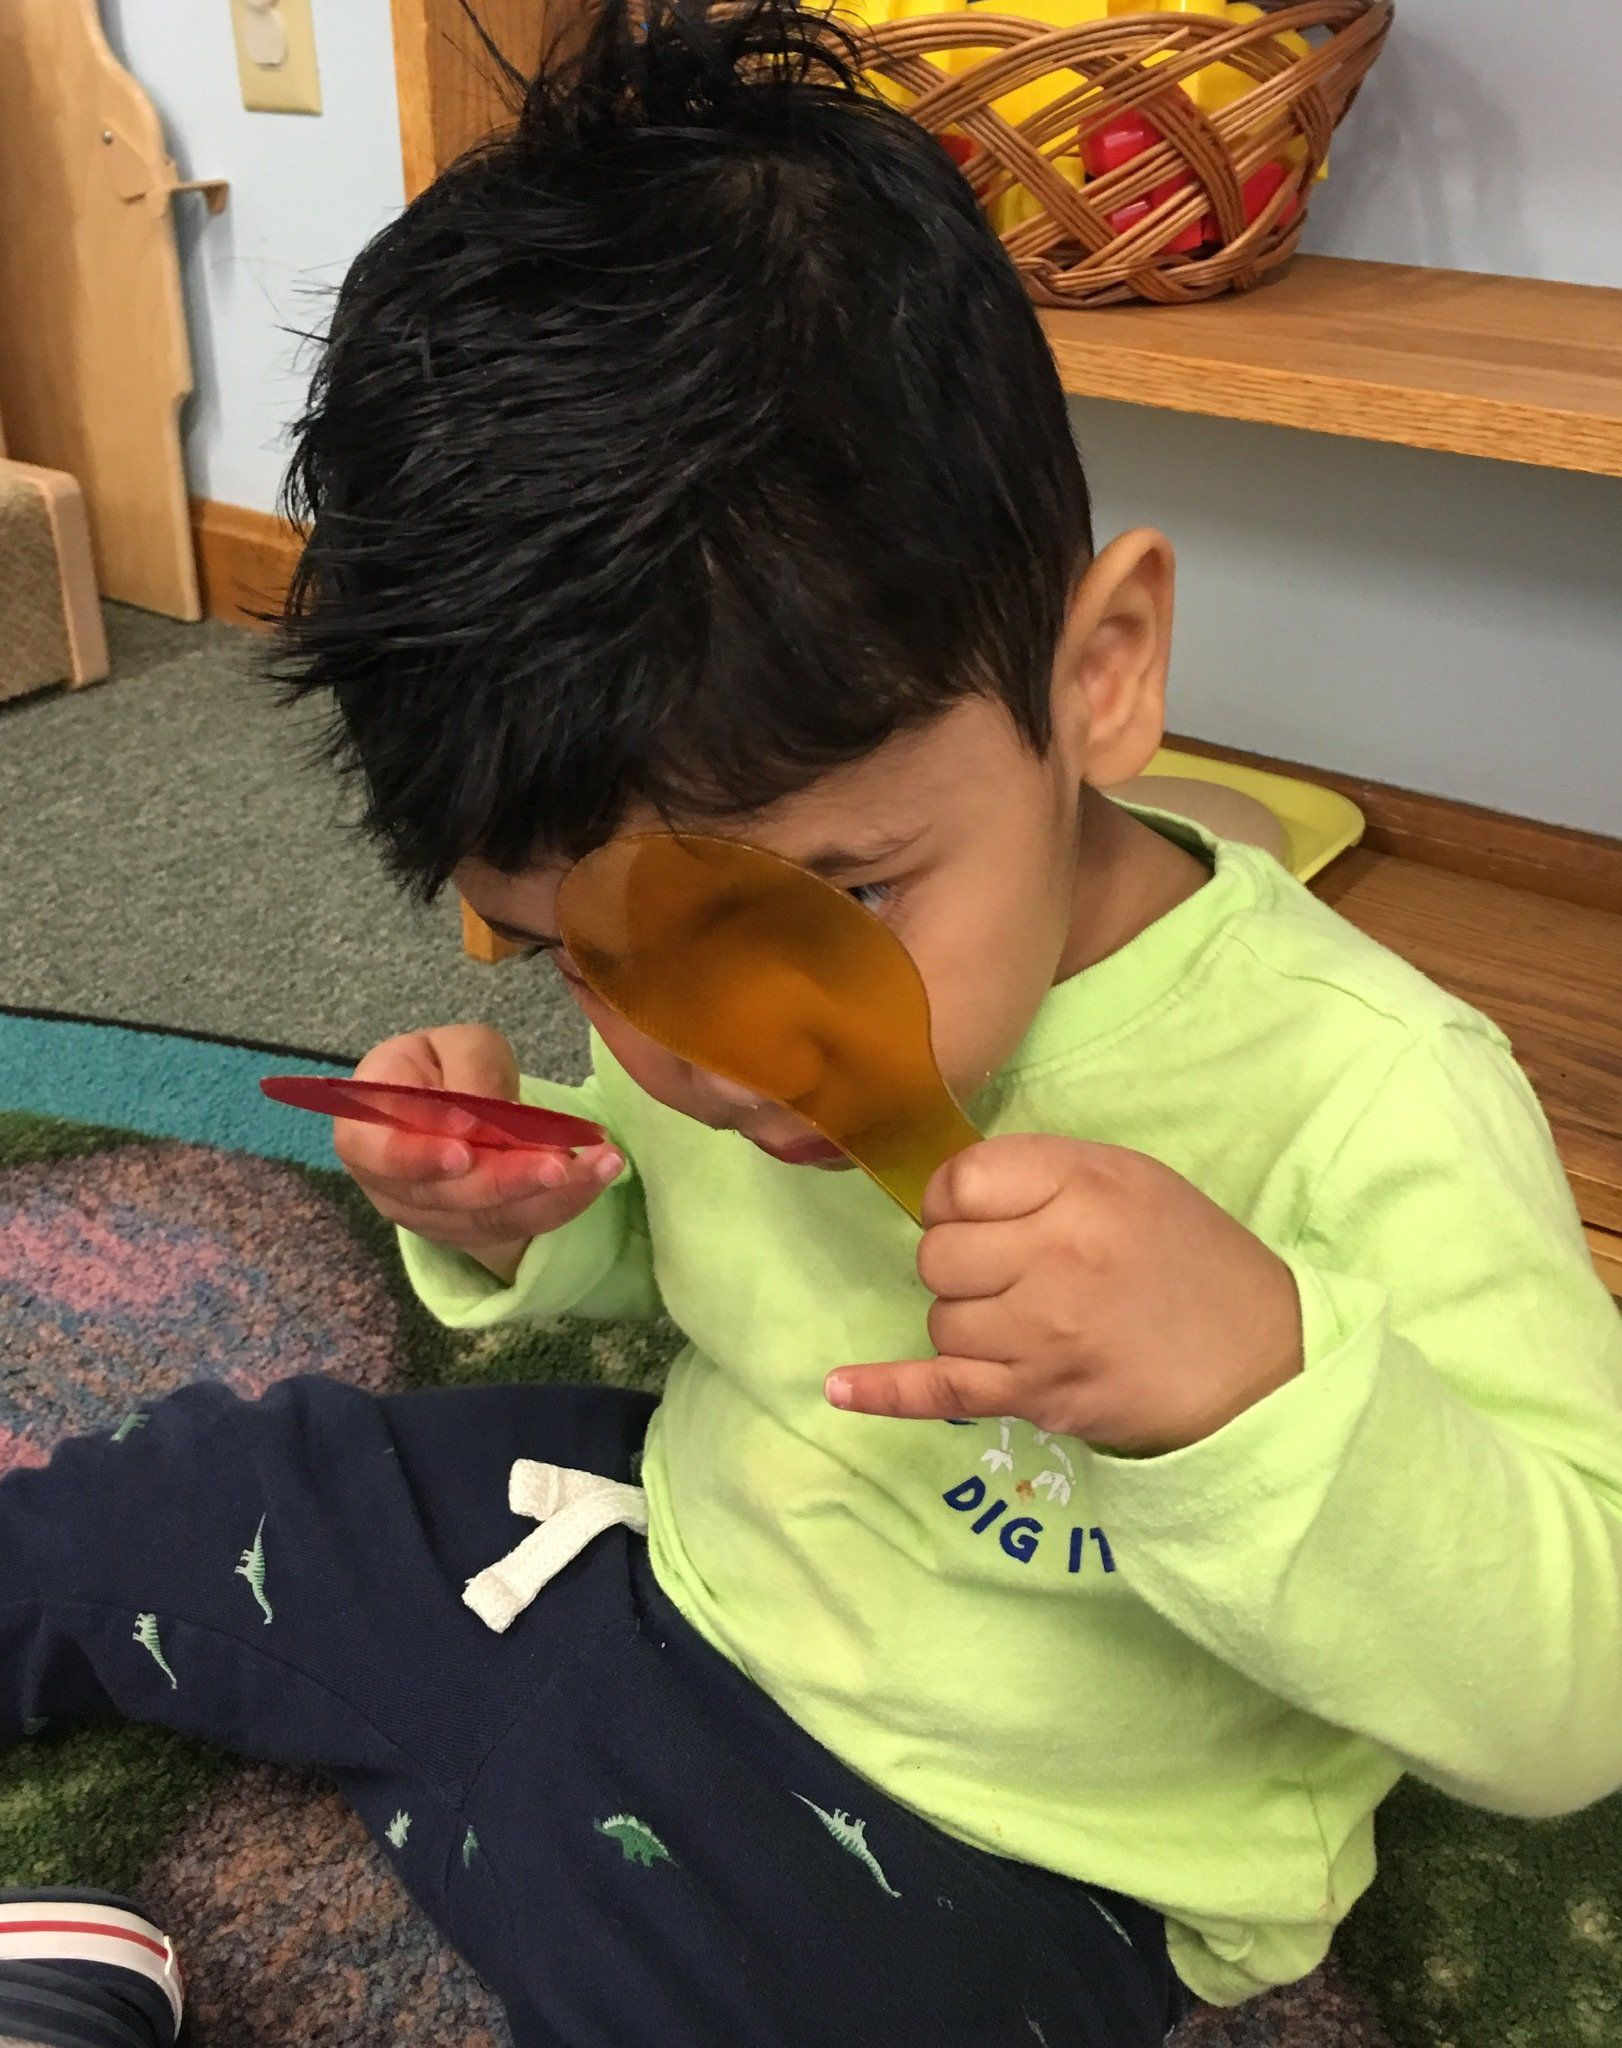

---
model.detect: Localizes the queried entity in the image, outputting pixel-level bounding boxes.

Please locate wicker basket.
[856,0,1394,306]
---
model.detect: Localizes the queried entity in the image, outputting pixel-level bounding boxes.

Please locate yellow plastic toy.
[855,0,970,113]
[846,0,1102,234]
[1139,748,1365,881]
[957,0,1110,234]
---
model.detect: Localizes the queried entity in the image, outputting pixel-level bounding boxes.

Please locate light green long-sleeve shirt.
[402,826,1622,2006]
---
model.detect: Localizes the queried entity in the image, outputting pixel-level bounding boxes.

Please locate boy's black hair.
[280,0,1093,899]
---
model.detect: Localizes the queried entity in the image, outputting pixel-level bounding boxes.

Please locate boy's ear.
[1049,529,1176,786]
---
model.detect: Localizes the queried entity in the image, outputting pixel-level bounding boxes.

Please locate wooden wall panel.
[0,0,203,618]
[391,0,561,200]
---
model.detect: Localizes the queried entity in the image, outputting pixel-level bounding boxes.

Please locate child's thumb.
[428,1023,523,1101]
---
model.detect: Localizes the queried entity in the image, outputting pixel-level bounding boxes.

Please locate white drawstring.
[463,1460,648,1633]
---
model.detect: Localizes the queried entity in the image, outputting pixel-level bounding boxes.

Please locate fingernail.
[595,1151,624,1186]
[441,1144,474,1175]
[825,1373,853,1409]
[534,1154,566,1189]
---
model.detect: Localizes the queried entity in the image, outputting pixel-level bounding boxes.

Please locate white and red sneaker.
[0,1891,181,2048]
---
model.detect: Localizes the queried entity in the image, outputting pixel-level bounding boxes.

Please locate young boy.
[3,2,1619,2043]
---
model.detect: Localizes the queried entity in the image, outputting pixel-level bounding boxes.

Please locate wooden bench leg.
[460,896,526,963]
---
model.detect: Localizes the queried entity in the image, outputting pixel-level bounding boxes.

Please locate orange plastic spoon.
[556,833,979,1222]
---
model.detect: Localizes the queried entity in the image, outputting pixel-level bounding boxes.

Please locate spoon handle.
[859,1096,983,1225]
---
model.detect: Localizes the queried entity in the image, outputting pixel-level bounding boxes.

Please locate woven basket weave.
[857,0,1394,306]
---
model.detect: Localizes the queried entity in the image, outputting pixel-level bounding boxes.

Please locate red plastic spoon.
[258,1075,605,1153]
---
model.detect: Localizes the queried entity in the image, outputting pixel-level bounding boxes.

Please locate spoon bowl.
[556,833,978,1221]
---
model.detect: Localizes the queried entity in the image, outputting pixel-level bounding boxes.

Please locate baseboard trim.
[190,497,304,632]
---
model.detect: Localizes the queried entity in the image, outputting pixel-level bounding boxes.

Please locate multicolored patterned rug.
[1,1023,1617,2047]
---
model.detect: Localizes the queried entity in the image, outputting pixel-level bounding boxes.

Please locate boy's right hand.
[336,1025,624,1286]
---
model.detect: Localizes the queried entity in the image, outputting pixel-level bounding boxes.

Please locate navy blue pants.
[0,1377,1186,2047]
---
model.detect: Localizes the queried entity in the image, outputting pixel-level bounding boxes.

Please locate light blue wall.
[99,0,405,513]
[1078,404,1621,831]
[1078,0,1621,836]
[108,0,1620,831]
[1305,0,1622,289]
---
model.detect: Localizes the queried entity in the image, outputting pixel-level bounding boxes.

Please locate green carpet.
[1340,1784,1621,2048]
[0,606,589,1080]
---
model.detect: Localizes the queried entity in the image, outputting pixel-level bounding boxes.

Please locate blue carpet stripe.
[0,1011,349,1169]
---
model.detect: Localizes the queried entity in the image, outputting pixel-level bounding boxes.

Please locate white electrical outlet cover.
[239,0,288,69]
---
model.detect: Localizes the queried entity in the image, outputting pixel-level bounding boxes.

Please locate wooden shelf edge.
[1310,847,1622,1250]
[1572,1163,1622,1242]
[1044,325,1622,479]
[1041,256,1622,479]
[1585,1226,1622,1303]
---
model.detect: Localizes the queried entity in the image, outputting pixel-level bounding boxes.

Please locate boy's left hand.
[826,1135,1303,1456]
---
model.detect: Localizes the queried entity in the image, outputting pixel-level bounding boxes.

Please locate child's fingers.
[554,1142,627,1187]
[332,1119,475,1189]
[425,1023,522,1101]
[387,1158,619,1252]
[486,1155,623,1235]
[916,1217,1024,1303]
[922,1134,1076,1227]
[431,1143,619,1213]
[824,1356,1013,1419]
[372,1144,622,1233]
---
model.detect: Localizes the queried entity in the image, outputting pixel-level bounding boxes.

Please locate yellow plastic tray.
[1142,747,1367,882]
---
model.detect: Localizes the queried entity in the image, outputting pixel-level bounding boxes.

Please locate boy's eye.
[847,881,894,914]
[518,943,586,987]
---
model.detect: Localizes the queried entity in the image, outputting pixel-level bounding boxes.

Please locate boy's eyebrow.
[796,828,922,877]
[476,831,920,949]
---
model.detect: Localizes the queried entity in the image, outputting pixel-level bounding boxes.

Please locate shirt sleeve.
[398,1068,663,1330]
[1086,1023,1622,1818]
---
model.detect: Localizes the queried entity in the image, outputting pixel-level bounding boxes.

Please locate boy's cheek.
[587,1008,716,1125]
[925,950,1064,1116]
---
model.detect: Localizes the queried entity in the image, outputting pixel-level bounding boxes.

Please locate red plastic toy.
[1081,100,1299,253]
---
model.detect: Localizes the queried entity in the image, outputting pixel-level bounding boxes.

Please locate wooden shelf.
[1042,257,1622,477]
[1312,849,1622,1265]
